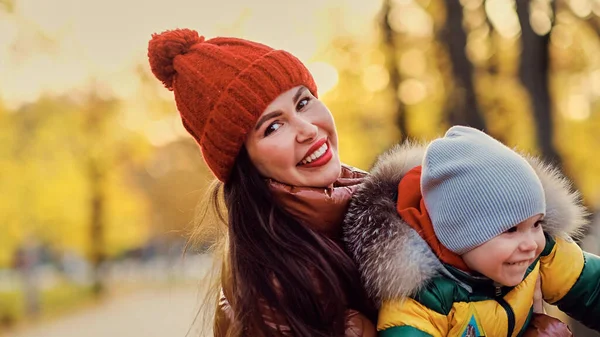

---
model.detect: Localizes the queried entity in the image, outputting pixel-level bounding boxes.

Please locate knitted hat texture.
[421,126,546,254]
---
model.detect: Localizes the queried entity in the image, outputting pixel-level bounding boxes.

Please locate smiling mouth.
[299,142,328,165]
[505,260,530,267]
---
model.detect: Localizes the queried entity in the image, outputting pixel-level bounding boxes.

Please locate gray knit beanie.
[421,126,546,254]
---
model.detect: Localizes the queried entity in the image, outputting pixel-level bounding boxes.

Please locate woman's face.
[245,85,341,187]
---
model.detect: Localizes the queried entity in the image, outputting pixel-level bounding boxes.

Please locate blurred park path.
[5,286,205,337]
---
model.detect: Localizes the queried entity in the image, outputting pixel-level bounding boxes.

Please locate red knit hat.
[147,29,318,182]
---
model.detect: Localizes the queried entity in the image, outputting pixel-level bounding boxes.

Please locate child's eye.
[534,220,544,228]
[505,227,517,233]
[264,122,283,136]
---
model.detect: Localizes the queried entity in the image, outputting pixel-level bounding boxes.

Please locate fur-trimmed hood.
[343,142,589,305]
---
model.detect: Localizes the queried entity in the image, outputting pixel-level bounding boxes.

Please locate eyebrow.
[292,86,307,104]
[254,86,307,131]
[254,111,283,131]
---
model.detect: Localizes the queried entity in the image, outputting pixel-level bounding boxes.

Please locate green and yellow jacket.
[343,143,599,337]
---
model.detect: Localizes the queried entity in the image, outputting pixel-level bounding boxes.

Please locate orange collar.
[396,166,470,272]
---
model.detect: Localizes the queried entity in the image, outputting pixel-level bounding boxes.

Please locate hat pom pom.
[148,29,205,90]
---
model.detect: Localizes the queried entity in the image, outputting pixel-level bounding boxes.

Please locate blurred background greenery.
[1,0,600,336]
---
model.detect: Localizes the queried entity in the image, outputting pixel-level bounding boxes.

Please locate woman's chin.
[295,159,342,187]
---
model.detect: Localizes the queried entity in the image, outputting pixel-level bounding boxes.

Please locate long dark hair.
[219,147,372,336]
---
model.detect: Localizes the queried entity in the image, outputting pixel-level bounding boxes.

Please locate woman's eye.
[296,97,311,111]
[264,122,282,136]
[534,220,544,228]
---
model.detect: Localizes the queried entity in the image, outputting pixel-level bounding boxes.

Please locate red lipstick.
[297,138,333,168]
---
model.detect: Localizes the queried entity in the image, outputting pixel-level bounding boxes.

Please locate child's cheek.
[535,232,546,257]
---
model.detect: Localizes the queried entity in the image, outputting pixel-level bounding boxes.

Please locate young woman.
[147,29,376,336]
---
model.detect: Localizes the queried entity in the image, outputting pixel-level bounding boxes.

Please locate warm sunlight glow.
[530,9,553,35]
[550,23,574,49]
[590,69,600,97]
[570,0,593,18]
[564,93,591,120]
[398,79,427,105]
[144,116,185,147]
[485,0,521,39]
[362,64,390,92]
[562,75,592,121]
[389,2,434,37]
[594,1,600,16]
[467,26,492,64]
[307,62,340,95]
[0,0,374,108]
[461,0,484,10]
[400,49,427,77]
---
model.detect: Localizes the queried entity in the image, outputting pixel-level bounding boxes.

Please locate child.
[344,126,600,336]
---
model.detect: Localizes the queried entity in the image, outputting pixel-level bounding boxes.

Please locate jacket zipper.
[494,284,515,337]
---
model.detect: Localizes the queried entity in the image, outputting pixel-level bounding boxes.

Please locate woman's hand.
[344,310,376,337]
[533,275,545,314]
[523,275,573,337]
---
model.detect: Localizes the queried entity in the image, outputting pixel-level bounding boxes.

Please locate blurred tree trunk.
[83,91,116,298]
[516,0,562,166]
[381,0,408,143]
[88,159,106,296]
[442,0,486,130]
[517,4,592,332]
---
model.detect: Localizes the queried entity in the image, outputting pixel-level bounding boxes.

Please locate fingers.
[533,275,545,314]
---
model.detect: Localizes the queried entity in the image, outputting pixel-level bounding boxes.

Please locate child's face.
[462,214,545,287]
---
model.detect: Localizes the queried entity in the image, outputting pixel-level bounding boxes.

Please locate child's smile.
[462,215,546,287]
[505,259,531,267]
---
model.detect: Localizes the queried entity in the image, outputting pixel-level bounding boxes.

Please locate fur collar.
[342,142,589,305]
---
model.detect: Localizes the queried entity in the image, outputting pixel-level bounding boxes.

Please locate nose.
[295,116,318,143]
[518,233,538,252]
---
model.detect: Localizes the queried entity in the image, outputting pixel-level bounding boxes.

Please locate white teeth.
[507,261,528,266]
[300,143,328,165]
